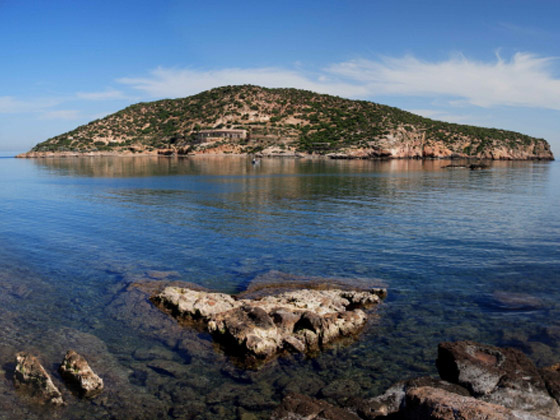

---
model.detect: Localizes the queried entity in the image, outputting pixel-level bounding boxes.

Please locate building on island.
[196,129,247,142]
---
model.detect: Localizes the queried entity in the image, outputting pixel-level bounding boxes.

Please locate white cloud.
[327,52,560,109]
[118,52,560,111]
[117,67,367,99]
[39,110,81,120]
[76,89,126,100]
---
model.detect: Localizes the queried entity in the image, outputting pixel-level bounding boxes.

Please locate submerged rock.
[151,286,386,365]
[270,393,360,420]
[59,350,104,398]
[13,352,64,406]
[491,290,544,311]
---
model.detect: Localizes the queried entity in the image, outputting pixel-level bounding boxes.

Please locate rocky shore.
[16,148,554,160]
[272,340,560,420]
[151,285,387,366]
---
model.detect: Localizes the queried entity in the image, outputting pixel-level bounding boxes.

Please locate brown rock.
[405,386,548,420]
[13,352,64,405]
[59,350,104,398]
[354,376,470,419]
[437,341,560,418]
[540,363,560,405]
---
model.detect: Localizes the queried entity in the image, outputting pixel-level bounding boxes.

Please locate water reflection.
[29,155,545,178]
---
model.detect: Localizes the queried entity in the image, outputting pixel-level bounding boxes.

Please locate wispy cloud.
[117,67,367,99]
[118,52,560,111]
[0,96,61,113]
[39,110,81,120]
[327,52,560,109]
[496,22,552,38]
[76,89,127,101]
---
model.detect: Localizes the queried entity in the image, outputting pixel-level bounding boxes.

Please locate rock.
[59,350,104,398]
[468,162,490,170]
[151,286,386,365]
[540,363,560,404]
[270,393,361,420]
[13,352,64,405]
[405,386,548,420]
[437,341,560,418]
[492,291,544,311]
[152,287,240,323]
[319,378,362,404]
[353,376,470,419]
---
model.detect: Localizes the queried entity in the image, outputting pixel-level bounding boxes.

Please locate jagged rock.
[353,376,470,419]
[270,393,361,420]
[59,350,104,397]
[437,341,560,418]
[151,286,385,364]
[13,352,64,405]
[405,386,549,420]
[272,340,560,420]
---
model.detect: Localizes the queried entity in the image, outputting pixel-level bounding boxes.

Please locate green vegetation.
[29,85,550,158]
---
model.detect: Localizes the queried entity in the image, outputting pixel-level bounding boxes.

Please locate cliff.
[18,85,554,160]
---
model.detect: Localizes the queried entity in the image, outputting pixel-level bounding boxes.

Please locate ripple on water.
[0,157,559,418]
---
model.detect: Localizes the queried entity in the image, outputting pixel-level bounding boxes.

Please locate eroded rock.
[437,341,560,418]
[59,350,104,398]
[405,386,548,420]
[272,340,560,420]
[151,286,386,364]
[353,376,470,419]
[13,352,64,405]
[540,363,560,405]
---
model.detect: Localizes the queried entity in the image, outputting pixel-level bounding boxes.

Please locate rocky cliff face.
[18,85,554,160]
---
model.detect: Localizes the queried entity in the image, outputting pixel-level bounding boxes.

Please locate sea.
[0,155,558,419]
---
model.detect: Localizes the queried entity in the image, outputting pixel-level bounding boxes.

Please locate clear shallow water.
[0,156,559,419]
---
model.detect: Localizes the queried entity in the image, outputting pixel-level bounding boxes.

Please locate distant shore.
[14,150,555,161]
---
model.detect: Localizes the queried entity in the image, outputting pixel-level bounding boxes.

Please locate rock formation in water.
[151,286,386,365]
[272,340,560,420]
[13,352,65,406]
[17,85,553,160]
[59,350,104,398]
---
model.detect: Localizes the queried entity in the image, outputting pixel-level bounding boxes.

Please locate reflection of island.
[30,154,548,178]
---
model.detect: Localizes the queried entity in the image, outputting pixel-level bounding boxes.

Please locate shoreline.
[14,150,555,161]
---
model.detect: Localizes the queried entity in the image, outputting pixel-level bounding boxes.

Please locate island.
[17,85,554,160]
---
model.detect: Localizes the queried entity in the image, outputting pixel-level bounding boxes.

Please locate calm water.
[0,156,559,419]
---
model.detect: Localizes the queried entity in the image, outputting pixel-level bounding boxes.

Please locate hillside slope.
[19,85,554,160]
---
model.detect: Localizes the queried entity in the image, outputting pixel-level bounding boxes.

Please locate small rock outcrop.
[13,352,64,405]
[151,286,386,364]
[404,386,546,420]
[272,340,560,420]
[436,341,560,418]
[59,350,104,398]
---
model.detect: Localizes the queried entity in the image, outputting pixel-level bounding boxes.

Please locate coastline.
[14,150,555,161]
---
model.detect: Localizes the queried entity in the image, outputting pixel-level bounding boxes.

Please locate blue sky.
[2,0,560,153]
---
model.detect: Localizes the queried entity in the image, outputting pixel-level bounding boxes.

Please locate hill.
[19,85,554,160]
